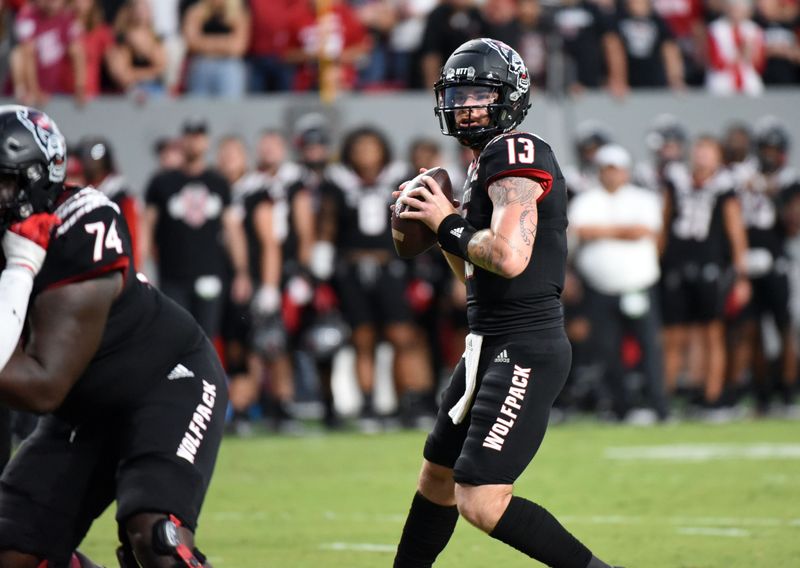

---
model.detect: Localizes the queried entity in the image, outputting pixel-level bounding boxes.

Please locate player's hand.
[231,271,253,304]
[2,213,61,276]
[397,174,458,233]
[252,285,281,316]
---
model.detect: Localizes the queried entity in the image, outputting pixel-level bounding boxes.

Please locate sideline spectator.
[355,0,398,88]
[564,120,612,196]
[11,0,86,106]
[755,0,800,85]
[247,0,295,92]
[614,0,685,90]
[183,0,250,97]
[154,135,185,171]
[77,136,141,265]
[418,0,488,88]
[0,2,16,92]
[652,0,707,85]
[388,0,437,87]
[141,117,252,339]
[106,0,167,99]
[735,120,797,413]
[285,0,371,93]
[552,0,627,96]
[706,0,765,96]
[72,0,113,99]
[509,0,551,88]
[150,0,185,94]
[634,114,689,192]
[569,144,669,422]
[482,0,518,47]
[216,134,281,435]
[318,126,433,429]
[660,136,751,409]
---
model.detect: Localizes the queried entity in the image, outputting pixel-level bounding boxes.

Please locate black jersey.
[321,162,408,253]
[144,168,231,280]
[231,171,273,285]
[662,163,737,267]
[261,162,305,265]
[462,132,568,335]
[33,186,205,423]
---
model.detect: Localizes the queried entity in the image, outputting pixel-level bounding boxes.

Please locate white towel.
[448,333,483,424]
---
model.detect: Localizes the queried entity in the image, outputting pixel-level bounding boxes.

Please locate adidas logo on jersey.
[450,226,464,238]
[168,364,195,380]
[494,350,510,363]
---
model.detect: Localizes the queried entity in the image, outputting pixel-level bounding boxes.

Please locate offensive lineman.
[392,39,618,568]
[0,107,223,566]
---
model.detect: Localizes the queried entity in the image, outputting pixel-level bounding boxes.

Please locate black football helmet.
[434,38,531,149]
[302,311,350,361]
[646,114,688,153]
[755,117,790,152]
[0,105,67,232]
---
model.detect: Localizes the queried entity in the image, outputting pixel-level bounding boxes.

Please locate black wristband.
[437,213,477,260]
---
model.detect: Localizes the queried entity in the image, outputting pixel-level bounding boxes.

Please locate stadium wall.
[4,89,798,193]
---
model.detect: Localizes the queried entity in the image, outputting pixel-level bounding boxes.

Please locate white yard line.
[320,542,396,553]
[604,443,800,461]
[676,527,750,538]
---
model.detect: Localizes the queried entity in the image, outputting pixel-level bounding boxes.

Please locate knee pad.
[152,515,211,568]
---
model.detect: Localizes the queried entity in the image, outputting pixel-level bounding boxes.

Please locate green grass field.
[82,419,800,567]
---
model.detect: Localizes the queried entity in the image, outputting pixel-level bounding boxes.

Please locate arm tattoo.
[467,178,539,275]
[519,207,538,246]
[467,229,506,273]
[488,177,537,207]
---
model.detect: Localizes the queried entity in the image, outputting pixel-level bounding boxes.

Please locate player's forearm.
[0,352,63,414]
[441,249,465,284]
[0,267,34,371]
[261,239,281,290]
[224,216,250,276]
[466,229,527,278]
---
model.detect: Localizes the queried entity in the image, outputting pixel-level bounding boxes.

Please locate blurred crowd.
[58,108,799,436]
[2,0,800,106]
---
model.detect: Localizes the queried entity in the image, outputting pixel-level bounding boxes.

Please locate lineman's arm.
[0,273,121,414]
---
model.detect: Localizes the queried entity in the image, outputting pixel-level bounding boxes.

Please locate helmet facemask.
[0,164,48,232]
[435,83,514,149]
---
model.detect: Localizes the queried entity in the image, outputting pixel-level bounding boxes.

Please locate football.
[391,166,453,259]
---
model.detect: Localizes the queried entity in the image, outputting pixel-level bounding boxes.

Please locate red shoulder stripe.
[44,256,130,291]
[487,168,554,202]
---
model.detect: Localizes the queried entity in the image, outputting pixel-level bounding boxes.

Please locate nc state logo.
[16,108,66,183]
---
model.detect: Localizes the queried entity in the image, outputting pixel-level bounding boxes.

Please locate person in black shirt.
[392,38,619,568]
[142,117,252,339]
[419,0,489,87]
[319,126,434,430]
[755,0,800,85]
[552,0,627,96]
[660,136,751,408]
[0,107,221,567]
[613,0,685,89]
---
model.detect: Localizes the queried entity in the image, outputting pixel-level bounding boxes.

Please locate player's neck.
[184,158,207,177]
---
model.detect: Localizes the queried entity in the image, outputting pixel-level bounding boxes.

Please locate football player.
[0,106,223,567]
[391,39,619,567]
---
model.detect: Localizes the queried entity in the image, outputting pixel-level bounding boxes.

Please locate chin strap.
[153,515,209,568]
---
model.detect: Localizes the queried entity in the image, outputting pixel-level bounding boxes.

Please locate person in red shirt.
[10,0,87,106]
[248,0,299,92]
[285,0,371,92]
[73,0,113,99]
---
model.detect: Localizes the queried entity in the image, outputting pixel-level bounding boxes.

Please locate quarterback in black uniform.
[0,107,223,566]
[392,39,618,568]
